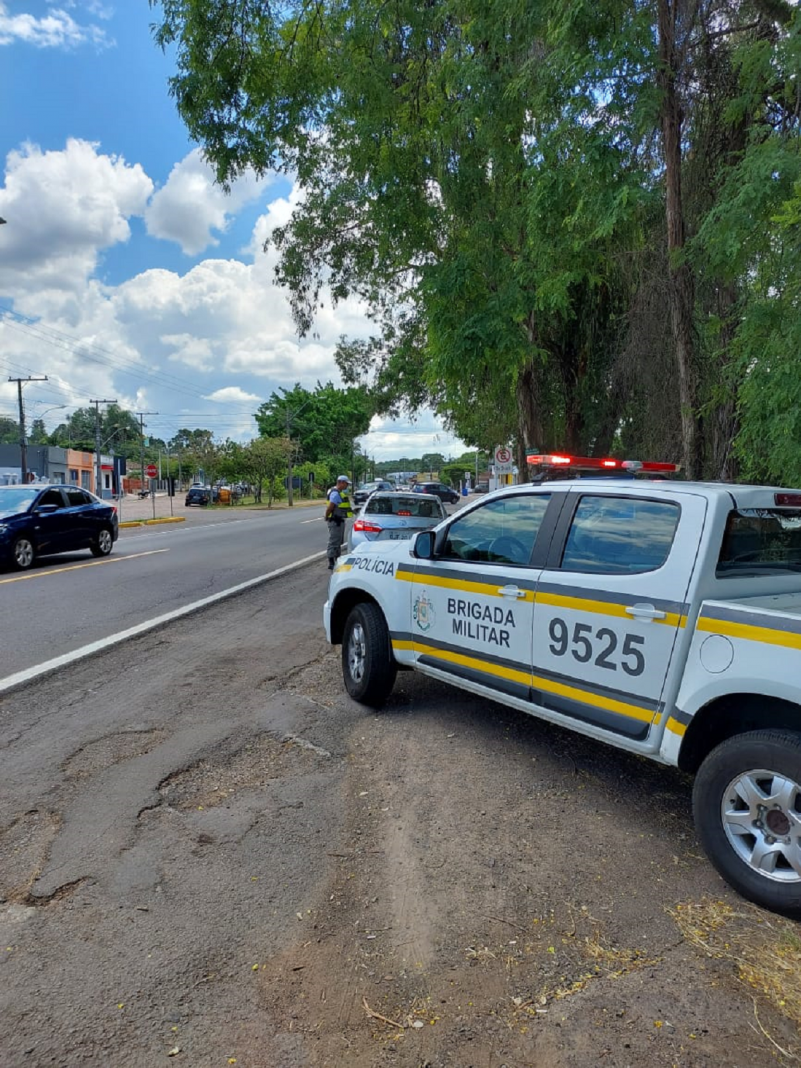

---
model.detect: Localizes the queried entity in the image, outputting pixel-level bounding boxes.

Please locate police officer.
[325,474,353,569]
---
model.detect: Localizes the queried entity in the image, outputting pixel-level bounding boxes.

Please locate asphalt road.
[0,502,328,681]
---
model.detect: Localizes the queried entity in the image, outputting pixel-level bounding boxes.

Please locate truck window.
[561,496,680,575]
[442,494,551,565]
[717,509,801,576]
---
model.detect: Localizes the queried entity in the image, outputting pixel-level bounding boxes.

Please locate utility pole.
[286,408,294,506]
[91,398,116,497]
[8,375,47,484]
[136,411,158,495]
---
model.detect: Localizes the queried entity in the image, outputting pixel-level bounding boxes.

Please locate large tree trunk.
[709,282,741,481]
[515,358,545,481]
[555,341,586,453]
[658,0,703,479]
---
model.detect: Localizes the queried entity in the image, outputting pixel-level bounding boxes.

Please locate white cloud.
[359,411,466,461]
[0,138,152,297]
[205,386,262,405]
[145,149,273,256]
[0,2,113,49]
[0,139,463,459]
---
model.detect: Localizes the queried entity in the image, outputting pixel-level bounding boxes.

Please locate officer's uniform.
[326,477,354,569]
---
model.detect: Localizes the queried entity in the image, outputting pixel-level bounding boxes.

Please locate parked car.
[185,486,212,506]
[473,481,490,494]
[352,480,395,506]
[0,484,119,571]
[413,481,460,504]
[347,492,447,551]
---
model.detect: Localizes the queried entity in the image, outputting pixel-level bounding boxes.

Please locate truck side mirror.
[412,530,435,559]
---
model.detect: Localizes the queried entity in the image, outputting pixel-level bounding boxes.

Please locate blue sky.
[0,1,463,460]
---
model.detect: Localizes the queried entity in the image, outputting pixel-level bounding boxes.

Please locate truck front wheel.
[342,603,397,708]
[694,729,801,917]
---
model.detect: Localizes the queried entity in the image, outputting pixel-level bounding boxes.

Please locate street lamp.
[36,404,67,421]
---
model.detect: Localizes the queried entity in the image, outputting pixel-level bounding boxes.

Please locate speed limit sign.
[494,446,513,473]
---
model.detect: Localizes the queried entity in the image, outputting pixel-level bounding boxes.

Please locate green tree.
[241,437,297,505]
[154,0,801,481]
[51,405,142,456]
[0,416,21,444]
[254,382,372,473]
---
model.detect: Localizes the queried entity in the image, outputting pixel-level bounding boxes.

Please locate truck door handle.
[625,603,666,621]
[498,586,526,599]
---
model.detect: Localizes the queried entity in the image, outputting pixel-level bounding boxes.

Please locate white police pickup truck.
[325,472,801,915]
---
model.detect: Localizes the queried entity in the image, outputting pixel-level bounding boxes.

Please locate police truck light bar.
[526,453,681,473]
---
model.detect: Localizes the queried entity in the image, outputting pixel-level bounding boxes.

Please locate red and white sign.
[494,446,513,472]
[145,463,158,479]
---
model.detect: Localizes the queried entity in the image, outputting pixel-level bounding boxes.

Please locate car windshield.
[365,495,442,518]
[717,509,801,575]
[0,487,39,516]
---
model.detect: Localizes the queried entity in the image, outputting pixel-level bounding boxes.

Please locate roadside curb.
[0,551,327,696]
[119,517,186,528]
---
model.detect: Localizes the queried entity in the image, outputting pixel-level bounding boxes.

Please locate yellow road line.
[0,549,169,584]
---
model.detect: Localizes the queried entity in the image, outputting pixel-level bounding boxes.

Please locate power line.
[1,312,263,415]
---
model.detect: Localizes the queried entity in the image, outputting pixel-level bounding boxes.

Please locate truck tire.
[342,602,397,708]
[693,729,801,916]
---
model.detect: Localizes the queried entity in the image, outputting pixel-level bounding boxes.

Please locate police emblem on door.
[413,593,435,631]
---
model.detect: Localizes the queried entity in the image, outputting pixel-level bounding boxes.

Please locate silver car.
[347,492,447,550]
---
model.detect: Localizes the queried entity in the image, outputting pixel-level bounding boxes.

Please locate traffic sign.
[494,445,513,473]
[145,463,158,479]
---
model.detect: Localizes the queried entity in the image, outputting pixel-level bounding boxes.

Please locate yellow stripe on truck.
[536,591,685,628]
[405,641,657,727]
[698,616,801,651]
[395,570,535,602]
[665,716,687,737]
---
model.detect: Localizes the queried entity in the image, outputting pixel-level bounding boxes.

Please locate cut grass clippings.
[669,897,801,1054]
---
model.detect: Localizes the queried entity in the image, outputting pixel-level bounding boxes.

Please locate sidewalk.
[116,492,323,527]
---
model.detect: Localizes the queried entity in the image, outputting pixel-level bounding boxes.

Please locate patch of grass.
[670,898,801,1040]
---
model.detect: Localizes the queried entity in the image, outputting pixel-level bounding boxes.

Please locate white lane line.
[301,517,323,524]
[0,549,169,585]
[0,550,326,695]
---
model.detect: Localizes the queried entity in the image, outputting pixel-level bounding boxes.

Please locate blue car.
[0,484,119,571]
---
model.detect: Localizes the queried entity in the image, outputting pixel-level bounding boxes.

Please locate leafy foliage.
[254,382,373,473]
[152,0,801,481]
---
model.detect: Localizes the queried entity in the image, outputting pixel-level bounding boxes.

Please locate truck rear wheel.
[342,602,397,708]
[694,729,801,916]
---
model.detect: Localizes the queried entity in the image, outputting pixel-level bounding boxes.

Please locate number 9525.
[547,617,646,676]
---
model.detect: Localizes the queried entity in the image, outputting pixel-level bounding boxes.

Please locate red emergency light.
[526,453,681,473]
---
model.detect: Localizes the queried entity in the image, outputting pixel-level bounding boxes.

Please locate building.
[0,445,124,496]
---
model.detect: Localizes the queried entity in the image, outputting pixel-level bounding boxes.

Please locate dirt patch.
[157,732,330,812]
[671,899,801,1051]
[62,729,168,779]
[242,664,801,1067]
[0,809,60,901]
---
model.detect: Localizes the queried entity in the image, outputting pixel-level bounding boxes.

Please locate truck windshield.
[717,509,801,576]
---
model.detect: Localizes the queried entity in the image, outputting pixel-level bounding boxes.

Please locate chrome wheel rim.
[347,622,366,683]
[14,539,34,568]
[98,529,112,553]
[722,768,801,883]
